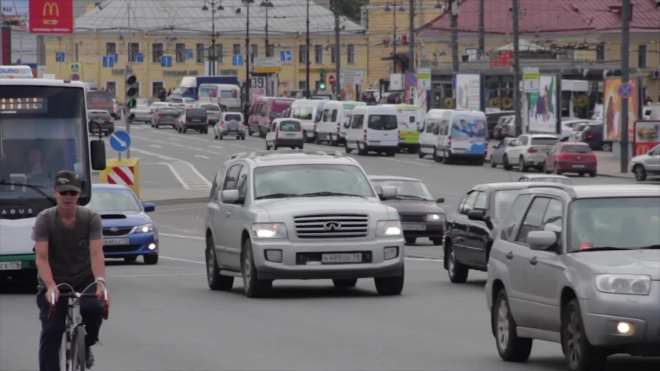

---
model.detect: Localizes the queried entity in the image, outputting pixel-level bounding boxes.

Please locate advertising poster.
[633,121,660,156]
[603,78,638,141]
[1,0,29,31]
[456,73,482,111]
[29,0,74,34]
[450,113,488,154]
[527,75,557,133]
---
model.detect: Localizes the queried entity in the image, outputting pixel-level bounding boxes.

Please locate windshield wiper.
[0,180,57,206]
[255,193,300,200]
[572,246,629,253]
[394,194,429,200]
[300,191,366,199]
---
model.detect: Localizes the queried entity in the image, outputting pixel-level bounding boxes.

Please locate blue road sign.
[452,77,456,90]
[102,56,114,68]
[135,53,144,63]
[110,131,131,152]
[56,52,65,62]
[113,54,118,63]
[185,49,194,59]
[406,73,417,87]
[280,50,292,62]
[161,56,173,67]
[232,55,244,66]
[618,83,633,99]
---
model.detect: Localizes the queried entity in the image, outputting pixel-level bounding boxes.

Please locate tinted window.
[236,165,249,199]
[531,137,557,146]
[519,136,529,145]
[351,114,364,129]
[186,109,207,117]
[500,194,532,241]
[542,199,563,247]
[368,115,398,130]
[517,197,550,243]
[331,109,338,122]
[159,108,179,115]
[88,111,111,119]
[561,145,592,153]
[202,104,220,111]
[461,191,479,215]
[322,109,330,122]
[220,91,234,99]
[279,121,301,131]
[425,118,441,134]
[224,114,242,121]
[199,86,218,98]
[224,165,242,190]
[170,98,183,103]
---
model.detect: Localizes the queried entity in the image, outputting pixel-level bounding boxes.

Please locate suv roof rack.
[230,149,343,160]
[526,183,577,198]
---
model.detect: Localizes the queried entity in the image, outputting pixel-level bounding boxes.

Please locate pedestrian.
[159,88,166,102]
[33,170,110,371]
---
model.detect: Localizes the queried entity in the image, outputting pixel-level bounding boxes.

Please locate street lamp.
[260,0,274,57]
[202,0,224,76]
[241,0,254,113]
[385,2,406,73]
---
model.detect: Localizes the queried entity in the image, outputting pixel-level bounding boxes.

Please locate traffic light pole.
[126,3,132,158]
[333,0,341,100]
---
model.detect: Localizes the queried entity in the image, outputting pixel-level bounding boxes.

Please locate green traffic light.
[319,83,326,89]
[127,98,137,108]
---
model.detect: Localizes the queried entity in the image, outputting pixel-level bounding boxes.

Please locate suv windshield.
[254,164,375,199]
[371,180,432,200]
[368,115,398,130]
[279,121,300,131]
[569,197,660,252]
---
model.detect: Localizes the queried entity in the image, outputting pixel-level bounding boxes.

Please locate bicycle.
[48,281,108,371]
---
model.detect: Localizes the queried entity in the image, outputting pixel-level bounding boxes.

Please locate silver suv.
[204,150,405,298]
[486,184,660,371]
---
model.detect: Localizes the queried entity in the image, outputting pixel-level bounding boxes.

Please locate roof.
[0,79,86,87]
[472,182,539,191]
[74,0,365,36]
[418,0,660,38]
[229,150,358,167]
[368,176,423,182]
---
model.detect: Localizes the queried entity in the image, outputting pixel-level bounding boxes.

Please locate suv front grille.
[294,214,369,238]
[400,214,425,223]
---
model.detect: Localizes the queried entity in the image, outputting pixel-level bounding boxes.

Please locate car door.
[492,139,510,164]
[464,190,491,267]
[208,165,242,268]
[225,164,250,269]
[545,144,558,171]
[449,191,479,264]
[646,146,660,172]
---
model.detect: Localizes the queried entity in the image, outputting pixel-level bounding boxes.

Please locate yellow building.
[45,0,369,102]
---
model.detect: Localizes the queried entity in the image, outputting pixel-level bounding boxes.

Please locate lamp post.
[237,0,254,108]
[260,0,274,56]
[305,0,310,98]
[385,2,406,74]
[202,0,224,76]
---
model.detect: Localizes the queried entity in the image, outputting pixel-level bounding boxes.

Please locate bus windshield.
[0,85,90,205]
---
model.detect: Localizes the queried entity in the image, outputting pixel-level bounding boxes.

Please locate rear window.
[199,86,218,98]
[169,98,183,103]
[202,104,220,111]
[531,137,557,146]
[220,91,235,99]
[187,109,207,117]
[224,114,242,121]
[159,108,178,114]
[279,121,301,131]
[89,111,110,118]
[561,145,592,153]
[368,115,398,130]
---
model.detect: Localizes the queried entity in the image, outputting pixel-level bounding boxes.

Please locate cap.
[54,170,81,193]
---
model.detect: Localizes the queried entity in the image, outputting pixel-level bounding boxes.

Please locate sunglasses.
[59,190,79,196]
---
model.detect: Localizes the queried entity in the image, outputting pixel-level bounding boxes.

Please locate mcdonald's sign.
[633,121,660,156]
[29,0,74,34]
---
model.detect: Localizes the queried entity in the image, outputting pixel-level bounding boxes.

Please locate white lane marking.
[384,158,431,167]
[160,162,191,190]
[150,145,162,149]
[150,130,211,143]
[160,256,205,264]
[206,151,228,156]
[195,155,210,159]
[228,143,248,149]
[160,233,205,240]
[152,206,206,214]
[129,148,212,189]
[210,145,224,149]
[110,273,205,278]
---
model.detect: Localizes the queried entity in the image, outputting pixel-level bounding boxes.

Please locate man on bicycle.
[33,170,111,370]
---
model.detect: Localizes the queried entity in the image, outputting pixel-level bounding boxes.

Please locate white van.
[198,84,241,111]
[315,100,366,146]
[290,99,328,142]
[418,109,452,158]
[434,110,489,165]
[381,104,424,153]
[345,106,399,156]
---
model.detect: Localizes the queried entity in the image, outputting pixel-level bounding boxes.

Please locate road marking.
[210,145,224,149]
[150,145,162,149]
[228,143,248,149]
[129,147,211,189]
[384,158,431,167]
[160,233,205,240]
[195,155,210,159]
[152,206,206,214]
[160,163,192,190]
[110,272,205,278]
[160,256,205,264]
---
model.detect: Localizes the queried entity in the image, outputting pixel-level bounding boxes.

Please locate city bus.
[0,69,107,288]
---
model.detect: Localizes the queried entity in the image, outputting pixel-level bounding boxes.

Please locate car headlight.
[252,223,287,239]
[595,274,651,296]
[377,220,402,237]
[426,214,445,222]
[135,223,154,233]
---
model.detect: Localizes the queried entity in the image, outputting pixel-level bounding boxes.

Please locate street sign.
[56,52,65,62]
[417,68,431,89]
[254,57,282,73]
[523,67,540,93]
[280,50,292,62]
[69,63,80,74]
[185,49,194,59]
[113,54,118,63]
[135,53,144,63]
[340,69,364,85]
[161,56,172,67]
[618,83,633,99]
[232,55,244,66]
[406,73,417,87]
[328,75,335,85]
[102,56,114,68]
[110,131,131,152]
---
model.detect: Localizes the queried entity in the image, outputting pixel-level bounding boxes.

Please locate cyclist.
[33,170,111,370]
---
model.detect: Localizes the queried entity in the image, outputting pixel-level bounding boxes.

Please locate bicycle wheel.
[60,331,69,371]
[70,325,86,371]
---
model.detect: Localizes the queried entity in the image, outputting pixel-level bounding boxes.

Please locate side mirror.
[220,189,239,204]
[527,230,558,251]
[380,185,398,200]
[436,198,445,203]
[143,202,155,212]
[90,140,106,171]
[468,210,493,230]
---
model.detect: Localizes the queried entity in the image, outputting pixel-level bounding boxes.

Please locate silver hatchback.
[214,112,246,140]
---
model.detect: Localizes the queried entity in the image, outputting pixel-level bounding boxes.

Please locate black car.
[580,123,604,150]
[87,110,114,135]
[486,111,514,138]
[444,182,538,283]
[177,108,208,134]
[370,176,446,245]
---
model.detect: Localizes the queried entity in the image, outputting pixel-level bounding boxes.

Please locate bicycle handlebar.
[48,281,108,320]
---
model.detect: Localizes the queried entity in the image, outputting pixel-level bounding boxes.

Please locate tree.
[341,0,369,23]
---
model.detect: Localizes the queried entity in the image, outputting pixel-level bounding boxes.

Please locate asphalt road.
[3,121,657,371]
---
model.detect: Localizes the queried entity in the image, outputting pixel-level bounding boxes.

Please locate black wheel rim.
[566,310,582,368]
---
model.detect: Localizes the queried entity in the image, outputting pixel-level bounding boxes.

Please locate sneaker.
[86,346,95,369]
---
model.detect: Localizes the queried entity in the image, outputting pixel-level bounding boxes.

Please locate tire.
[124,256,137,263]
[503,155,513,171]
[491,157,497,168]
[431,238,443,246]
[242,239,272,298]
[314,134,321,144]
[386,150,395,157]
[214,134,218,139]
[143,254,158,265]
[476,159,485,166]
[241,136,246,140]
[562,299,607,371]
[446,241,469,283]
[345,145,353,154]
[589,172,596,178]
[329,135,338,146]
[544,163,551,174]
[374,265,404,296]
[578,172,585,177]
[555,165,563,175]
[405,237,417,245]
[433,149,441,162]
[333,279,358,288]
[408,146,419,154]
[266,143,271,150]
[493,290,533,362]
[519,156,528,172]
[418,151,425,159]
[442,150,452,165]
[206,235,233,291]
[357,142,368,156]
[633,164,647,181]
[70,325,86,371]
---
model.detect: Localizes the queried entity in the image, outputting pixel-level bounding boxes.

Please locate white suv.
[503,134,558,172]
[204,150,406,297]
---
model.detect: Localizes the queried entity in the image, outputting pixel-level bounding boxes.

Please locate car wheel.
[493,290,533,362]
[562,299,607,371]
[266,143,271,150]
[214,134,219,139]
[357,142,368,156]
[555,164,563,175]
[241,136,246,141]
[124,256,137,263]
[329,135,338,146]
[374,265,404,296]
[431,238,443,246]
[333,279,357,288]
[345,145,353,154]
[433,149,441,162]
[206,235,233,291]
[519,156,528,172]
[544,163,551,174]
[491,156,497,168]
[405,237,417,245]
[143,254,158,265]
[386,150,396,157]
[442,150,452,165]
[503,155,513,171]
[578,172,585,177]
[314,134,321,144]
[418,151,425,159]
[446,241,468,283]
[241,239,271,298]
[589,172,596,178]
[633,164,647,181]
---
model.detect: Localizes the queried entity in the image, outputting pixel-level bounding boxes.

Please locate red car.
[544,142,597,177]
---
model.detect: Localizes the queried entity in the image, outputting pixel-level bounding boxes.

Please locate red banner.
[29,0,74,34]
[633,121,660,156]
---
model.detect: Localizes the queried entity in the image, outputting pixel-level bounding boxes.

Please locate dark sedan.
[370,176,446,245]
[87,110,114,135]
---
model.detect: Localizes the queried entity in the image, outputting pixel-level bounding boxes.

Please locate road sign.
[102,56,114,68]
[110,131,131,152]
[161,56,172,67]
[280,50,292,62]
[406,73,417,87]
[107,165,135,185]
[232,55,244,66]
[618,83,633,99]
[69,63,80,74]
[100,159,141,197]
[417,68,431,90]
[523,67,540,93]
[29,0,74,34]
[185,49,194,59]
[135,53,144,63]
[328,75,335,85]
[56,52,65,62]
[113,54,118,63]
[340,69,364,85]
[254,57,282,73]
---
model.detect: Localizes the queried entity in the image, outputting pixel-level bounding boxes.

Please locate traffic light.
[125,74,138,121]
[319,70,326,90]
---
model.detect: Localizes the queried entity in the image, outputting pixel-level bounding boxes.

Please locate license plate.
[0,261,21,270]
[321,253,362,264]
[402,224,426,231]
[284,133,295,137]
[104,238,129,246]
[192,119,202,122]
[573,165,585,168]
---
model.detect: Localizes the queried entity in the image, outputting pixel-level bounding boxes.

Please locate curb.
[143,197,209,206]
[594,173,635,180]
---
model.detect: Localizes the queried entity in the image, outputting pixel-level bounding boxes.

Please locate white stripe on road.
[160,233,205,240]
[195,155,210,159]
[128,147,212,190]
[150,145,163,149]
[110,272,205,278]
[160,162,192,190]
[210,145,224,149]
[160,256,205,264]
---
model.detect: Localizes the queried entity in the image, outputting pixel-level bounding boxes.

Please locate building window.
[74,43,79,62]
[266,44,275,58]
[175,43,186,63]
[127,42,140,62]
[596,44,605,61]
[299,45,307,64]
[638,45,648,68]
[299,81,307,90]
[250,44,258,63]
[105,42,116,56]
[196,43,205,64]
[152,43,163,63]
[330,45,336,64]
[215,44,224,64]
[152,81,165,98]
[233,44,242,55]
[347,44,355,64]
[105,81,117,97]
[464,48,478,61]
[314,44,323,64]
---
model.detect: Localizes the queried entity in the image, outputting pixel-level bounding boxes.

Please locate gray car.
[485,184,660,371]
[214,112,245,140]
[195,102,222,125]
[204,150,405,298]
[151,107,180,129]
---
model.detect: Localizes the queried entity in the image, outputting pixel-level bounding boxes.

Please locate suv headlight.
[426,214,445,222]
[252,223,288,239]
[595,274,651,296]
[135,223,154,233]
[377,220,402,237]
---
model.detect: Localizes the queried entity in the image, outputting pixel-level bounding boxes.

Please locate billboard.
[633,121,660,156]
[527,75,558,133]
[603,78,638,142]
[1,0,29,31]
[455,73,482,111]
[29,0,74,33]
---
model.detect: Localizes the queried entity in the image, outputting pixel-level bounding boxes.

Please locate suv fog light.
[616,322,634,335]
[148,243,157,250]
[265,250,283,263]
[384,247,398,260]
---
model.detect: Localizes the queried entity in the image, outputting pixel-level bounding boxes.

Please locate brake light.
[149,110,153,114]
[110,118,115,123]
[363,129,367,140]
[527,147,539,153]
[588,132,594,138]
[558,153,568,161]
[113,104,118,110]
[157,113,163,117]
[198,96,201,100]
[233,90,238,98]
[448,135,452,148]
[221,122,225,127]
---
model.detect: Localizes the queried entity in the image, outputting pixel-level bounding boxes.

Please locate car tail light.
[448,136,452,148]
[198,96,201,100]
[588,132,594,138]
[363,129,367,141]
[110,118,115,123]
[157,113,163,117]
[221,122,225,127]
[558,153,568,161]
[113,104,118,110]
[528,147,539,153]
[233,90,238,98]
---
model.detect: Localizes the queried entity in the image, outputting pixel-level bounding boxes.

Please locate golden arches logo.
[636,144,651,156]
[43,2,59,16]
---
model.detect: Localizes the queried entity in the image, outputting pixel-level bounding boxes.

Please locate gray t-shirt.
[32,206,103,288]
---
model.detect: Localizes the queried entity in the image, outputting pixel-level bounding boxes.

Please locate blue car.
[90,184,159,264]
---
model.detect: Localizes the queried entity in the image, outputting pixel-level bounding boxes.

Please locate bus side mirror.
[90,140,107,171]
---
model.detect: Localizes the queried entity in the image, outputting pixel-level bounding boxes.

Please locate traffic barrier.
[99,159,141,197]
